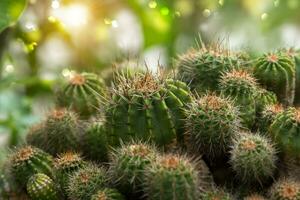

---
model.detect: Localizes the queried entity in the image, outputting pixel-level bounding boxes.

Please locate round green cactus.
[91,188,125,200]
[257,104,283,135]
[56,72,107,118]
[254,52,295,105]
[26,173,59,200]
[144,154,210,200]
[9,146,53,187]
[108,142,157,196]
[54,152,86,191]
[201,189,233,200]
[185,94,241,159]
[66,164,107,200]
[219,69,258,128]
[176,47,244,93]
[255,88,278,115]
[270,179,300,200]
[270,107,300,156]
[81,121,109,162]
[105,72,191,147]
[229,133,277,184]
[26,108,80,156]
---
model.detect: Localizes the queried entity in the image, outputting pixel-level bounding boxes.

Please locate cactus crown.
[127,144,152,157]
[54,152,82,168]
[267,54,279,63]
[197,94,234,110]
[244,194,266,200]
[264,104,284,114]
[11,146,34,164]
[271,179,300,200]
[221,69,257,86]
[70,73,86,85]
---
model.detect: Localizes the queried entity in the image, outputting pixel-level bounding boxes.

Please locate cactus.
[270,178,300,200]
[201,189,233,200]
[255,88,278,115]
[105,72,191,147]
[108,142,157,196]
[81,121,108,162]
[56,72,107,118]
[26,173,58,200]
[9,146,53,187]
[54,152,86,191]
[91,188,125,200]
[26,108,80,156]
[229,133,277,184]
[254,52,295,105]
[176,46,244,93]
[144,154,210,200]
[244,194,267,200]
[257,104,283,135]
[270,107,300,156]
[219,69,258,128]
[66,164,107,200]
[184,93,241,159]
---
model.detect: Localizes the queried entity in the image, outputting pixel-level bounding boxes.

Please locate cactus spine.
[26,173,58,200]
[270,179,300,200]
[185,94,240,159]
[56,72,107,118]
[9,146,53,187]
[219,69,258,128]
[91,188,125,200]
[270,107,300,156]
[106,72,191,147]
[254,52,295,105]
[229,133,277,184]
[66,164,107,200]
[108,142,157,196]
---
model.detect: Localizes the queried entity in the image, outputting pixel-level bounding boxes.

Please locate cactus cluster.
[3,44,300,200]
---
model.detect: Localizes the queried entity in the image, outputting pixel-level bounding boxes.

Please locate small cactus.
[254,52,295,105]
[66,164,107,200]
[185,93,241,159]
[229,133,277,184]
[144,154,210,200]
[81,121,109,162]
[270,178,300,200]
[257,104,283,135]
[91,188,125,200]
[26,173,59,200]
[255,88,278,115]
[270,107,300,156]
[219,69,258,128]
[56,72,107,118]
[54,152,86,191]
[105,72,191,147]
[9,146,53,187]
[26,108,81,156]
[108,142,157,196]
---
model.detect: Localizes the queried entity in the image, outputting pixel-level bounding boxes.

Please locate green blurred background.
[1,0,300,157]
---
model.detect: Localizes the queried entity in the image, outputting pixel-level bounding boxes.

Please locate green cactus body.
[220,70,258,128]
[144,154,209,200]
[254,52,295,105]
[26,173,58,200]
[91,188,125,200]
[255,88,278,115]
[257,104,283,135]
[81,122,108,162]
[66,164,107,200]
[292,50,300,106]
[26,108,80,156]
[270,179,300,200]
[201,189,233,200]
[56,72,107,118]
[229,133,277,184]
[109,142,157,196]
[106,73,191,147]
[176,47,243,93]
[185,94,240,159]
[54,152,86,191]
[270,107,300,156]
[10,146,53,187]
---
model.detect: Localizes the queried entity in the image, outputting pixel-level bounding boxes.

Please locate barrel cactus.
[254,52,295,105]
[255,88,278,115]
[56,72,107,118]
[105,72,191,147]
[26,173,59,200]
[229,133,277,184]
[270,178,300,200]
[91,188,125,200]
[270,107,300,156]
[257,104,283,135]
[184,93,241,159]
[9,146,53,187]
[219,69,258,128]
